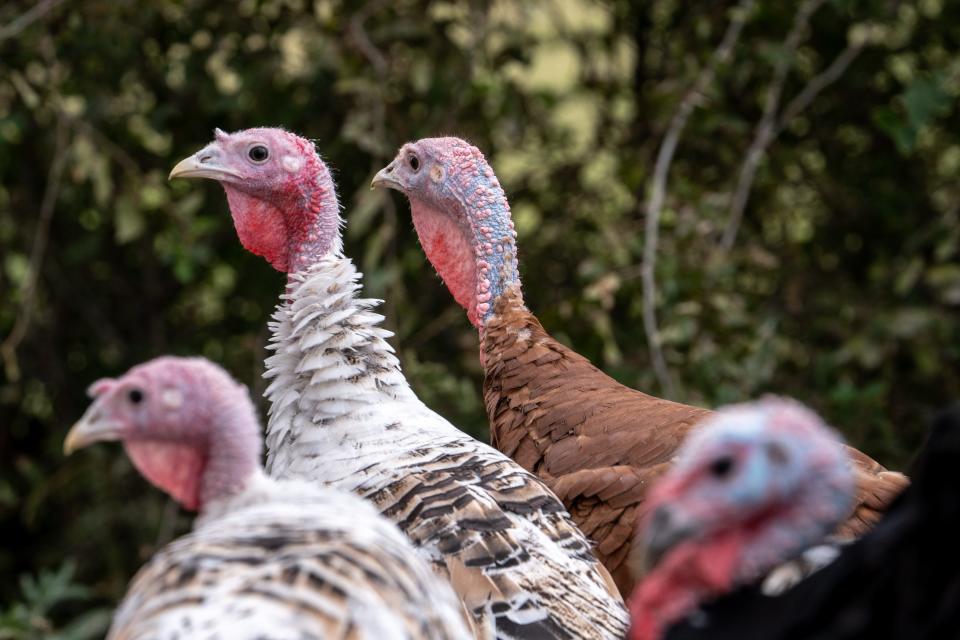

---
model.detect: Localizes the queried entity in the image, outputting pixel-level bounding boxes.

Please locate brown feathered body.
[483,287,909,595]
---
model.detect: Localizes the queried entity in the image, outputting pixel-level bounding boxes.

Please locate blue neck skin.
[441,159,522,325]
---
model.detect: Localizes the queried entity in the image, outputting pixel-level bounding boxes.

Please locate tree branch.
[0,0,67,44]
[1,115,70,382]
[347,0,388,77]
[774,39,865,134]
[641,0,755,397]
[719,0,826,251]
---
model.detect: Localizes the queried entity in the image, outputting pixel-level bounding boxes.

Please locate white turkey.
[64,355,472,639]
[169,128,629,638]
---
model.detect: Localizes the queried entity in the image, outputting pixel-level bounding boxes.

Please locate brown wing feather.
[483,287,909,595]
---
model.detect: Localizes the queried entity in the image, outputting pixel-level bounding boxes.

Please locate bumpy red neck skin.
[410,145,521,333]
[223,150,339,274]
[410,199,483,326]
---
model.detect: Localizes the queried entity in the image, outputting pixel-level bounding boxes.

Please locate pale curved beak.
[371,162,403,190]
[169,148,242,181]
[63,403,123,455]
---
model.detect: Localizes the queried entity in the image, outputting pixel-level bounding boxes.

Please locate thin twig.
[641,0,755,397]
[774,40,865,135]
[1,115,70,382]
[406,305,463,349]
[719,0,826,251]
[347,0,388,76]
[347,0,402,326]
[76,119,141,178]
[0,0,67,44]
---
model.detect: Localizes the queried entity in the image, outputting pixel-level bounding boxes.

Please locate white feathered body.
[263,256,628,639]
[109,472,470,640]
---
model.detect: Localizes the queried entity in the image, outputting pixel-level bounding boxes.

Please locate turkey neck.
[412,168,522,331]
[286,161,342,276]
[225,154,342,277]
[197,403,261,514]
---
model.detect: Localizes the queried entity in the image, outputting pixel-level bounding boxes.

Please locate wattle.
[224,186,291,272]
[124,440,206,511]
[410,200,480,326]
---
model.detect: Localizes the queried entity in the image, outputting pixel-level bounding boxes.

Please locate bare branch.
[774,40,865,135]
[719,0,827,251]
[347,0,388,77]
[721,16,866,250]
[347,0,404,323]
[76,119,141,178]
[0,0,67,44]
[641,0,756,397]
[1,115,70,382]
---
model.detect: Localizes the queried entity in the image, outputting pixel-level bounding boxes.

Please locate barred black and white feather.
[109,473,471,640]
[263,255,629,639]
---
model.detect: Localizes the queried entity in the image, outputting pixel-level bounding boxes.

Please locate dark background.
[1,0,958,636]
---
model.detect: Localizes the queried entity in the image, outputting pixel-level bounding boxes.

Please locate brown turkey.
[372,136,909,595]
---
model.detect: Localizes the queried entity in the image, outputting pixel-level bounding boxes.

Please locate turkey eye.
[128,389,145,404]
[709,456,734,479]
[248,145,269,163]
[408,154,420,172]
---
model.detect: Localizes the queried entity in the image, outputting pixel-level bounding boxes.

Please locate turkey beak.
[169,145,242,182]
[371,161,403,191]
[642,504,697,571]
[64,403,123,455]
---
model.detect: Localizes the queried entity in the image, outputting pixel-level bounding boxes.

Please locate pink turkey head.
[65,356,262,512]
[170,127,342,273]
[628,397,854,640]
[373,137,520,328]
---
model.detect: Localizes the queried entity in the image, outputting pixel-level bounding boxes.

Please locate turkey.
[372,137,909,594]
[627,397,854,639]
[629,398,960,640]
[63,356,471,640]
[169,128,629,639]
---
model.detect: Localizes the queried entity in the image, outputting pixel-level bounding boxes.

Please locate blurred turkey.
[629,398,960,640]
[64,356,471,640]
[373,138,909,594]
[169,128,628,639]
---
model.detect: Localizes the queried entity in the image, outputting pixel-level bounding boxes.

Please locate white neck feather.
[262,254,466,489]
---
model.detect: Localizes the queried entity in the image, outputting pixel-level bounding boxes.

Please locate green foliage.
[0,562,111,640]
[1,0,958,627]
[875,71,953,153]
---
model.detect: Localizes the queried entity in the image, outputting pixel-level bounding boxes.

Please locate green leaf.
[902,72,952,130]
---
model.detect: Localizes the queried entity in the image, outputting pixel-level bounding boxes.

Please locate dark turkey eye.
[408,154,420,172]
[128,388,145,404]
[709,455,734,479]
[248,145,269,163]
